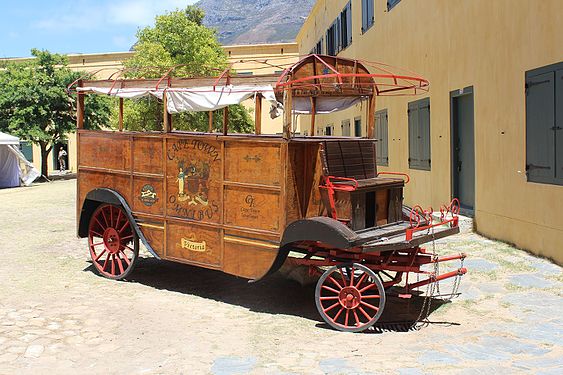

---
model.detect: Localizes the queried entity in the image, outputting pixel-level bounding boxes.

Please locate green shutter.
[408,102,419,168]
[556,69,563,181]
[419,99,431,170]
[526,72,555,182]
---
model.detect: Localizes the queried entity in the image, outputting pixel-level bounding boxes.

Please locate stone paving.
[0,180,561,374]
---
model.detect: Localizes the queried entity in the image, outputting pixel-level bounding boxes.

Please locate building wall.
[296,0,563,263]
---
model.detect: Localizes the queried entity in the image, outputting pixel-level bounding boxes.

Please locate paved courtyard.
[0,180,561,374]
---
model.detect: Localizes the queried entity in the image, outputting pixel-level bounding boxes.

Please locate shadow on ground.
[84,257,457,333]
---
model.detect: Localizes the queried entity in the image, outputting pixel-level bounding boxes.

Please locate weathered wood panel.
[79,133,131,171]
[133,137,163,175]
[138,222,165,257]
[78,170,131,207]
[224,142,281,186]
[223,186,280,232]
[166,222,222,266]
[222,231,279,279]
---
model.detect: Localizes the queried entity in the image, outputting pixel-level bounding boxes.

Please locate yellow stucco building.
[296,0,563,263]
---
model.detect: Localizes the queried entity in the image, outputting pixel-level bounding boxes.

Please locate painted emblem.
[180,234,206,252]
[176,160,210,206]
[243,154,261,162]
[139,184,158,206]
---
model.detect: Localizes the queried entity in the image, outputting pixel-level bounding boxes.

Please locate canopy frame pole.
[367,94,376,139]
[208,111,213,132]
[118,98,124,131]
[310,97,316,136]
[254,94,262,135]
[222,76,231,135]
[76,80,84,129]
[163,90,172,133]
[283,75,293,139]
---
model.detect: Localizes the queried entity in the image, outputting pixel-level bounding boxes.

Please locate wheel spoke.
[327,276,344,290]
[115,209,122,229]
[120,235,134,241]
[124,245,135,253]
[102,253,111,271]
[109,205,113,227]
[361,294,381,299]
[94,217,105,231]
[355,272,367,288]
[323,301,340,313]
[320,296,339,301]
[360,300,379,312]
[119,250,131,266]
[90,230,104,238]
[344,309,350,326]
[115,254,124,274]
[94,249,107,262]
[359,283,376,293]
[333,307,344,322]
[353,309,360,325]
[101,208,109,228]
[321,285,340,294]
[347,266,354,286]
[338,267,347,284]
[91,241,104,247]
[118,220,130,234]
[111,254,116,275]
[358,306,372,321]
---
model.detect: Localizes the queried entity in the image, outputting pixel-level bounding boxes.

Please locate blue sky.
[0,0,197,58]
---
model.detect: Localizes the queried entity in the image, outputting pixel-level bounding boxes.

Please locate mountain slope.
[196,0,315,45]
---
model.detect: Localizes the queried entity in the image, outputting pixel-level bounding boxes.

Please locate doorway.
[451,87,475,215]
[53,142,69,172]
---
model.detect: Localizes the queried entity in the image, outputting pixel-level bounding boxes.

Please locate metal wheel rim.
[88,204,139,280]
[315,262,385,332]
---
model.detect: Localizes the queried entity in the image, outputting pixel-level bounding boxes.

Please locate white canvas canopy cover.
[0,132,40,188]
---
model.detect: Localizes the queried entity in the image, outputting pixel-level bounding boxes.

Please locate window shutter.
[335,17,341,52]
[419,100,431,170]
[382,111,389,165]
[526,71,555,182]
[346,2,353,45]
[408,103,419,168]
[375,112,382,163]
[556,69,563,181]
[367,0,374,28]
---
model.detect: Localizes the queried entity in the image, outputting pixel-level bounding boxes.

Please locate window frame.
[408,97,431,171]
[361,0,375,34]
[387,0,402,11]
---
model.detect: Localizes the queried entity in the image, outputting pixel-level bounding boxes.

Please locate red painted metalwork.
[318,175,358,221]
[88,204,139,280]
[315,263,385,332]
[406,199,459,241]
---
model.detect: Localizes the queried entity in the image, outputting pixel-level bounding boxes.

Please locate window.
[354,117,362,137]
[341,119,351,136]
[325,2,352,55]
[340,2,352,50]
[361,0,374,33]
[19,141,33,162]
[325,125,333,136]
[311,38,324,54]
[408,98,431,170]
[375,109,388,166]
[387,0,402,11]
[525,62,563,185]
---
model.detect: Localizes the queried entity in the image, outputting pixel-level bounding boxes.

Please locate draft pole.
[118,98,124,131]
[254,94,262,135]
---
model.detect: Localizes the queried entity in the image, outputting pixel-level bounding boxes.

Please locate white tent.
[0,132,40,188]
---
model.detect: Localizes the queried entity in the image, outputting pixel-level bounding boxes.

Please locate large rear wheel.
[88,204,139,280]
[315,263,385,332]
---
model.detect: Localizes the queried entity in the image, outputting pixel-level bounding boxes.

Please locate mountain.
[195,0,315,45]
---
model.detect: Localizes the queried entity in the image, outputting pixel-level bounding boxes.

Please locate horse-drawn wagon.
[71,55,466,332]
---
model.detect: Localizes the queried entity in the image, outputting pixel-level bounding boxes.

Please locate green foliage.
[0,49,111,176]
[121,5,253,133]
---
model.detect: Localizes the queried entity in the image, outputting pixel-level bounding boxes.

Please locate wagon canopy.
[275,54,429,114]
[77,83,279,114]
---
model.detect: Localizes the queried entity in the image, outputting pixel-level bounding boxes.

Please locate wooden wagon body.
[73,55,467,332]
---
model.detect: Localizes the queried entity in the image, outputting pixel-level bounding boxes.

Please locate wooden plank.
[254,94,262,135]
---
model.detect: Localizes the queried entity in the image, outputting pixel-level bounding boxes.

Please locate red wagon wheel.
[315,263,385,332]
[88,204,139,280]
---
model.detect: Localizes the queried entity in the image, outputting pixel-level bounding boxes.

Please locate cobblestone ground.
[0,180,561,375]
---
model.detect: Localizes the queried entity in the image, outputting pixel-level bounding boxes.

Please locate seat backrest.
[320,139,377,180]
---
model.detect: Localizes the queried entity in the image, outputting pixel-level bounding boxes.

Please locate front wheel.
[88,204,139,280]
[315,263,385,332]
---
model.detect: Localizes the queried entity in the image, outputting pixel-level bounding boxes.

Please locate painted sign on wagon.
[166,138,221,223]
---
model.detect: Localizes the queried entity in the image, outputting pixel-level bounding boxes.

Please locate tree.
[121,5,254,133]
[0,49,111,178]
